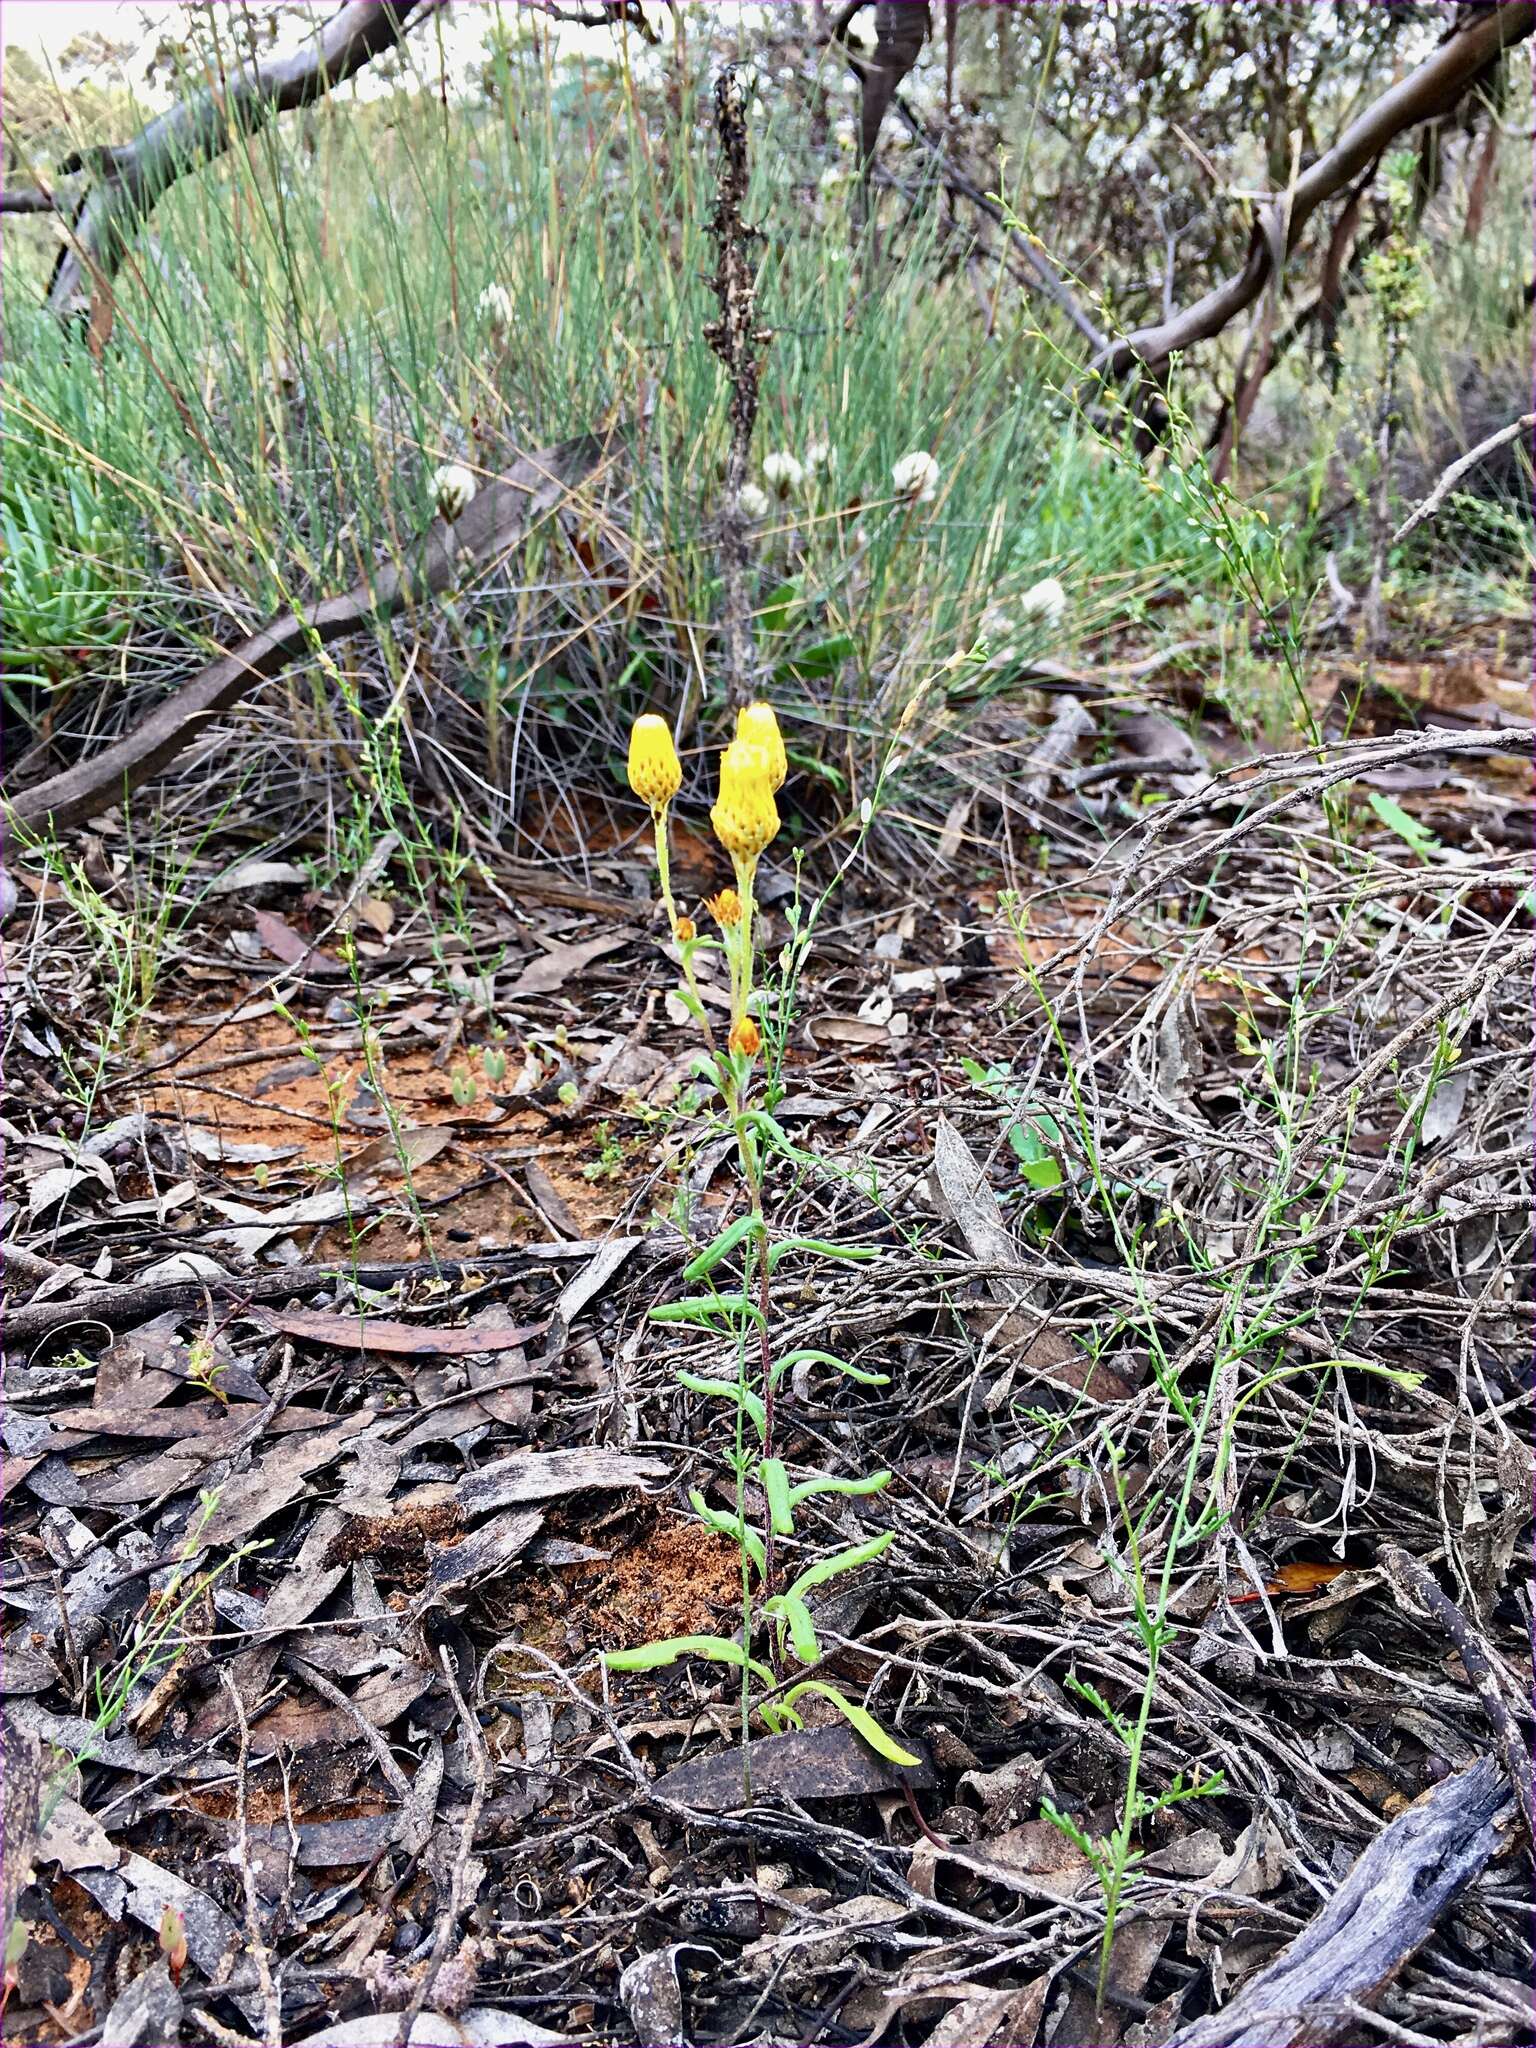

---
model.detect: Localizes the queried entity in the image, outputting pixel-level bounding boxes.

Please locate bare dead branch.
[1391,410,1536,545]
[513,0,659,39]
[702,67,770,710]
[1170,1758,1511,2046]
[1101,1,1536,378]
[1379,1544,1536,1848]
[0,186,70,215]
[854,2,930,177]
[45,1,432,319]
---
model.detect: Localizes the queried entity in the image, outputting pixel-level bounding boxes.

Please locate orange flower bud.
[729,1017,762,1058]
[705,888,743,927]
[675,916,696,942]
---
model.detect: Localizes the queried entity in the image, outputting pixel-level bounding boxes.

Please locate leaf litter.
[1,723,1531,2046]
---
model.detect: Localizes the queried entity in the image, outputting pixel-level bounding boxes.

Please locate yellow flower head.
[705,888,742,928]
[710,739,779,864]
[729,1016,762,1058]
[736,701,787,792]
[627,716,681,809]
[675,916,696,943]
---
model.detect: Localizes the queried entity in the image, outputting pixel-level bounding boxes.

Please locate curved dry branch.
[1100,0,1536,378]
[45,0,431,319]
[6,426,625,840]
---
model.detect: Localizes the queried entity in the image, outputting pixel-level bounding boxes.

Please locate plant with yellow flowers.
[604,700,918,1777]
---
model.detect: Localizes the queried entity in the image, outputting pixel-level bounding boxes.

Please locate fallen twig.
[3,1244,601,1351]
[219,1672,284,2048]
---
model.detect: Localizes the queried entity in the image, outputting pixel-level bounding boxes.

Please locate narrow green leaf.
[1367,789,1440,859]
[775,633,856,682]
[771,1348,889,1388]
[760,1458,794,1536]
[648,1293,763,1328]
[785,1470,892,1509]
[786,1530,894,1600]
[779,1680,920,1767]
[602,1634,774,1687]
[689,1490,766,1575]
[766,1236,879,1272]
[765,1592,820,1663]
[676,1371,766,1442]
[683,1212,760,1282]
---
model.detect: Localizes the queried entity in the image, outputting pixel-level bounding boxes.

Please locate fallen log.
[6,424,624,840]
[1170,1757,1512,2047]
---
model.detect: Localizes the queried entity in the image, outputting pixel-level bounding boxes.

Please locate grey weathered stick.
[6,426,622,839]
[219,1671,284,2048]
[1379,1542,1535,1847]
[44,2,430,318]
[391,1648,488,2048]
[1391,411,1536,545]
[1170,1757,1512,2046]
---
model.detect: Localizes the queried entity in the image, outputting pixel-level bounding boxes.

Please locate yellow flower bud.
[706,889,742,927]
[735,701,787,792]
[729,1017,762,1058]
[710,740,779,863]
[627,716,681,809]
[675,916,696,943]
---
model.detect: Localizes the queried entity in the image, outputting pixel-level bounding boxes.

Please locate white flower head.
[804,437,836,475]
[738,482,770,521]
[979,602,1016,662]
[762,451,805,499]
[1020,576,1068,626]
[432,462,477,523]
[891,450,939,503]
[818,164,850,193]
[478,282,514,332]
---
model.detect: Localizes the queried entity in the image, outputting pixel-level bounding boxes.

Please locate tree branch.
[45,0,432,318]
[1100,0,1536,378]
[0,186,70,215]
[1391,410,1536,546]
[6,426,625,839]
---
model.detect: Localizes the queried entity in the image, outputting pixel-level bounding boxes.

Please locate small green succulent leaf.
[649,1293,763,1328]
[785,1530,894,1601]
[689,1490,766,1575]
[785,1470,892,1509]
[760,1458,795,1536]
[683,1212,761,1281]
[779,1680,920,1767]
[765,1236,879,1272]
[676,1372,766,1442]
[770,1348,889,1388]
[602,1635,774,1688]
